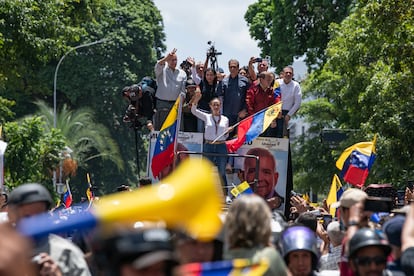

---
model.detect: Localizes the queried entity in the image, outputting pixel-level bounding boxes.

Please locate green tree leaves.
[3,116,65,189]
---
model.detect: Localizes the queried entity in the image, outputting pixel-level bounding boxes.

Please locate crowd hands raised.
[5,49,412,275]
[121,47,301,140]
[1,180,414,275]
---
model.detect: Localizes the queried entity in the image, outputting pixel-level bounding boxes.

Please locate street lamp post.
[53,38,109,190]
[53,39,109,128]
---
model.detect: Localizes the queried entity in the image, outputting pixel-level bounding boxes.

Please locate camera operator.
[121,83,154,129]
[206,41,222,72]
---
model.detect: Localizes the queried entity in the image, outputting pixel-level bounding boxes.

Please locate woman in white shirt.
[191,93,230,196]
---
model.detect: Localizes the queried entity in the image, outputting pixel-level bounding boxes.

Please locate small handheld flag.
[326,174,344,217]
[230,181,253,198]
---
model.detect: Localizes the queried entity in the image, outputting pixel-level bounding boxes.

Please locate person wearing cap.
[382,215,405,275]
[319,221,345,271]
[182,78,198,132]
[279,225,320,276]
[7,183,91,276]
[331,188,368,276]
[224,194,288,276]
[347,228,391,276]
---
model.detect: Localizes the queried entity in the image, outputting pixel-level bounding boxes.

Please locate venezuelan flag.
[326,174,344,217]
[180,259,269,276]
[151,96,181,178]
[336,135,377,187]
[226,102,282,153]
[63,182,73,208]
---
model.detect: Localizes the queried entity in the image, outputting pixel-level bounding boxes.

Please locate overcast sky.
[152,0,307,79]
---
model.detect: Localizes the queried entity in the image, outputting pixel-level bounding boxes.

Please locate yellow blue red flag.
[151,96,181,178]
[326,174,344,217]
[226,102,282,153]
[336,135,377,187]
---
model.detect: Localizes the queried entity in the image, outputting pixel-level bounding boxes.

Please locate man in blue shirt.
[217,59,249,129]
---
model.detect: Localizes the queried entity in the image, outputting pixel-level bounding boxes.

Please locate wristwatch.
[347,220,359,227]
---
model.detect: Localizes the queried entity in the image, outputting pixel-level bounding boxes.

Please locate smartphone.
[323,214,333,229]
[255,57,262,63]
[290,190,303,197]
[364,197,393,213]
[396,190,405,206]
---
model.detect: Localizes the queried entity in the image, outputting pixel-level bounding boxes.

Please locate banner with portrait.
[147,131,203,182]
[230,137,290,214]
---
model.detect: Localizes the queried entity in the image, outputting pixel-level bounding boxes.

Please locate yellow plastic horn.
[95,158,224,241]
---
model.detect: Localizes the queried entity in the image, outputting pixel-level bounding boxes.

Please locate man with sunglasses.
[348,228,391,276]
[217,59,249,128]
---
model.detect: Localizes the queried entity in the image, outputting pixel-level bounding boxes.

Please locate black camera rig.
[206,41,222,71]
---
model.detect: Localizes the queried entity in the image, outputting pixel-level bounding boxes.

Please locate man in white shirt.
[276,66,302,138]
[153,48,187,130]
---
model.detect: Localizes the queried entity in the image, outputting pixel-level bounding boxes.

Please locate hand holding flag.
[225,102,282,153]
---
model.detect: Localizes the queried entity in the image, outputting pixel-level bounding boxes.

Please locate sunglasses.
[355,256,387,266]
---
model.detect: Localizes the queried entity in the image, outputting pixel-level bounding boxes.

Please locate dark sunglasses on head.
[355,256,387,266]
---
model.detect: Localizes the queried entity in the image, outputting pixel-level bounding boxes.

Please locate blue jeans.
[203,143,228,191]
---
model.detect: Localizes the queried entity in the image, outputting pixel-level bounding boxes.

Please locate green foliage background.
[246,0,414,195]
[0,0,165,199]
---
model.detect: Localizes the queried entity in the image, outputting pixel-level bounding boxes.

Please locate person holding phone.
[320,221,345,271]
[247,56,269,84]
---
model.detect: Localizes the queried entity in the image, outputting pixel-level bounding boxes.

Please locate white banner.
[0,140,8,190]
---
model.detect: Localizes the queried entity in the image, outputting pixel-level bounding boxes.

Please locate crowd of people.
[2,50,414,276]
[1,181,414,275]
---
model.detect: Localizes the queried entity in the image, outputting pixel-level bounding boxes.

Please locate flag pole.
[211,120,241,143]
[172,93,185,170]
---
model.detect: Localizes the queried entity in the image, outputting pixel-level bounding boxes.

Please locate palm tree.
[34,100,124,171]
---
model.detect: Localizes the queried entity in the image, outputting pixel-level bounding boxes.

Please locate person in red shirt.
[245,71,280,137]
[245,71,279,116]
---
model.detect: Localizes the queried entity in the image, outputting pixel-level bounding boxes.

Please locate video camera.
[206,41,222,59]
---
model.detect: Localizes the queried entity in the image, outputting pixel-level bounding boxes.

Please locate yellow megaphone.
[95,158,224,241]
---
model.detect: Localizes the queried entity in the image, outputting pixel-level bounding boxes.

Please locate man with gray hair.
[320,221,345,270]
[153,48,187,130]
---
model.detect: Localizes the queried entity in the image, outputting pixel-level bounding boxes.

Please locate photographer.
[121,82,155,129]
[248,56,269,84]
[206,41,222,72]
